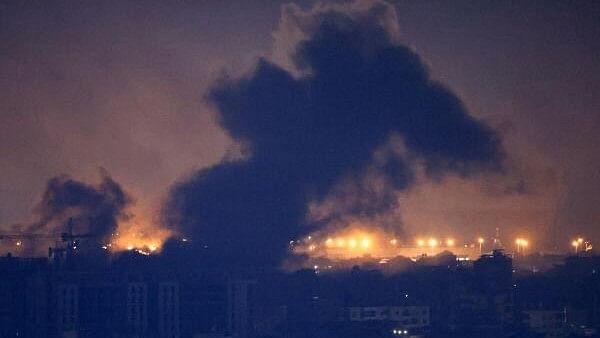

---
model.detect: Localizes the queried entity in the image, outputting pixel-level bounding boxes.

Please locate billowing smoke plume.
[27,171,131,251]
[165,1,504,267]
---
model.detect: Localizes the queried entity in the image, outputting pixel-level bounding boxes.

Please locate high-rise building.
[159,281,181,338]
[127,282,148,334]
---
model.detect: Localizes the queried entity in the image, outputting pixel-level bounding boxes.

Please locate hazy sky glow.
[1,0,599,253]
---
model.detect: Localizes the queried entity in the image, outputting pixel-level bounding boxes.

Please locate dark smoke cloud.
[165,2,504,267]
[29,171,131,247]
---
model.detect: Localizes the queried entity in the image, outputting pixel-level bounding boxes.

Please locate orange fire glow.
[107,218,174,253]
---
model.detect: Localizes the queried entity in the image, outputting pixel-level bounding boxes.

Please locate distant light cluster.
[289,228,595,261]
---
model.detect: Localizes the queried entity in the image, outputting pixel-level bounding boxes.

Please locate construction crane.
[1,218,97,254]
[59,218,96,248]
[0,232,58,247]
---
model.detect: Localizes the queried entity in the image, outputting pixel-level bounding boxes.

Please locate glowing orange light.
[515,238,529,251]
[109,216,173,253]
[428,238,438,247]
[446,239,455,247]
[325,238,333,247]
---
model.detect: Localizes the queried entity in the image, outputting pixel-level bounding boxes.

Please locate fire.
[105,218,174,253]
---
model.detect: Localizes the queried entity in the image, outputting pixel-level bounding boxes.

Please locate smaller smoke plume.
[26,170,132,252]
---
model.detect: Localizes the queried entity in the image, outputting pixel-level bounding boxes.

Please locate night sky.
[1,0,599,256]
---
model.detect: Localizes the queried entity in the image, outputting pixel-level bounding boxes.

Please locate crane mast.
[0,218,96,262]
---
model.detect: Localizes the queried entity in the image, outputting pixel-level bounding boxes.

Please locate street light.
[572,238,584,254]
[521,239,528,254]
[478,237,485,253]
[572,240,579,253]
[515,238,528,254]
